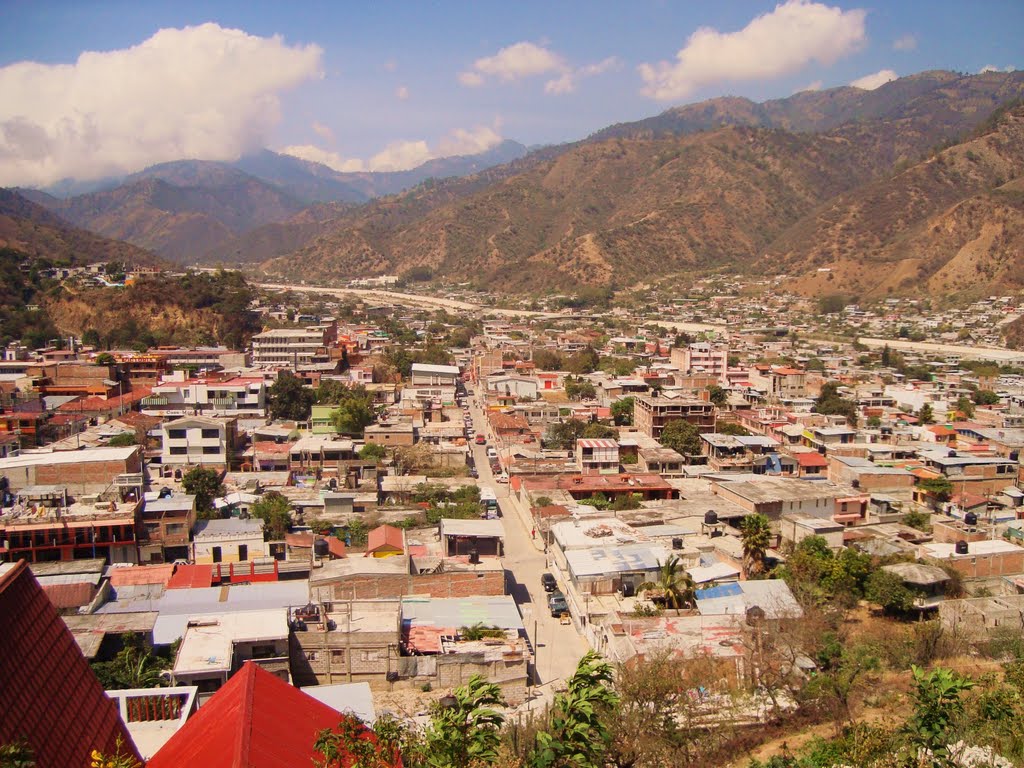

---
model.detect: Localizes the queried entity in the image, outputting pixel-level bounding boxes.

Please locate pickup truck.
[549,590,568,617]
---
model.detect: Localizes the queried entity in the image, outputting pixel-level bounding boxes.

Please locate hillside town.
[3,282,1024,765]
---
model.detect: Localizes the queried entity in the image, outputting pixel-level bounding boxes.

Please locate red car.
[475,435,486,445]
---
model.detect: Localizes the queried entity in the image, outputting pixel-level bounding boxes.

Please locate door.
[212,546,222,563]
[238,544,248,562]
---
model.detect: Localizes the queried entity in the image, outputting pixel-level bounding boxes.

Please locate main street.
[465,394,590,686]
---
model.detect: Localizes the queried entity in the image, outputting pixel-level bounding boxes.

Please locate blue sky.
[0,0,1020,185]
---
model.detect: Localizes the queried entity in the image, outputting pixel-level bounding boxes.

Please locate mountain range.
[4,69,1024,300]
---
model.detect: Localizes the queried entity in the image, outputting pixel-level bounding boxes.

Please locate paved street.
[466,396,590,686]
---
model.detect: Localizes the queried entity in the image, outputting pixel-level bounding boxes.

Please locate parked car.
[468,468,479,479]
[541,573,557,592]
[475,435,486,445]
[486,447,498,459]
[496,473,509,484]
[549,591,568,617]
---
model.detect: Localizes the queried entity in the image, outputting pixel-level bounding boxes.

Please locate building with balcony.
[410,363,460,387]
[160,416,237,471]
[670,342,729,384]
[576,438,620,473]
[251,327,329,368]
[141,373,266,418]
[632,393,715,441]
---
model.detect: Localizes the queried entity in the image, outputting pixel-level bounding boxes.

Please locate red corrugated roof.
[166,564,215,589]
[148,662,397,767]
[367,525,404,553]
[0,560,141,766]
[327,538,346,558]
[42,581,96,609]
[109,564,174,587]
[795,452,829,467]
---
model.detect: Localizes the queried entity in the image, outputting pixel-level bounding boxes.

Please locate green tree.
[106,432,137,447]
[95,352,116,366]
[529,652,619,768]
[423,675,505,768]
[313,713,408,768]
[740,513,772,579]
[330,399,375,435]
[544,419,587,450]
[182,466,224,517]
[706,385,728,407]
[865,569,915,614]
[954,395,975,419]
[359,443,387,462]
[249,491,292,540]
[564,376,596,401]
[973,389,1000,405]
[815,382,859,427]
[717,422,751,436]
[610,396,635,426]
[268,371,315,421]
[91,638,168,690]
[659,419,702,456]
[917,403,936,425]
[81,328,101,348]
[918,475,953,508]
[580,422,616,440]
[906,666,975,766]
[639,554,696,612]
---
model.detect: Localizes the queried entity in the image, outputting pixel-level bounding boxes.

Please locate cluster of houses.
[3,294,1024,764]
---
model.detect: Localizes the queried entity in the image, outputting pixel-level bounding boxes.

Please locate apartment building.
[632,393,715,440]
[160,416,237,470]
[251,327,329,368]
[142,372,266,418]
[670,342,729,384]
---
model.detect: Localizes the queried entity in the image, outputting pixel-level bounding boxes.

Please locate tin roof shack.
[399,596,529,703]
[288,599,401,688]
[170,610,290,701]
[880,563,951,611]
[939,594,1024,642]
[191,518,268,566]
[138,495,195,564]
[440,518,505,558]
[827,456,917,501]
[694,580,803,620]
[712,477,869,526]
[0,491,140,564]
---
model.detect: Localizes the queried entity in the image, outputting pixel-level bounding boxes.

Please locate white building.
[192,518,268,565]
[251,327,328,368]
[410,363,461,387]
[671,342,729,385]
[160,416,237,470]
[142,372,266,418]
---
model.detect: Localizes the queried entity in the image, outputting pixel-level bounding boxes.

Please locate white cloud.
[638,0,866,101]
[312,121,334,141]
[460,41,566,86]
[849,68,897,90]
[893,34,917,51]
[795,80,823,93]
[0,23,322,186]
[544,56,620,95]
[282,121,505,174]
[979,64,1016,74]
[279,144,364,172]
[396,85,410,100]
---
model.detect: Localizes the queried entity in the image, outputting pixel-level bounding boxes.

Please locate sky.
[0,0,1020,187]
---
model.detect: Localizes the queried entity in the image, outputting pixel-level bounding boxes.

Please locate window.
[169,447,187,455]
[331,649,345,662]
[167,429,186,440]
[202,446,220,455]
[166,523,185,535]
[306,651,320,662]
[201,428,220,439]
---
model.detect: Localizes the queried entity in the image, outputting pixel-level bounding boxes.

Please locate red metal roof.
[109,564,174,587]
[147,662,397,768]
[367,524,404,553]
[794,452,829,468]
[327,537,347,558]
[0,560,141,766]
[166,564,215,589]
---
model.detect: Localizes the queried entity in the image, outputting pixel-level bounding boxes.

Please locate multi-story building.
[632,394,715,440]
[160,416,237,470]
[576,439,620,474]
[251,327,329,368]
[142,373,266,418]
[410,363,461,387]
[138,494,196,563]
[670,342,729,385]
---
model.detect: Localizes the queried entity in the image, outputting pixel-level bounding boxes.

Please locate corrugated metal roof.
[301,682,376,724]
[564,544,670,578]
[401,596,524,631]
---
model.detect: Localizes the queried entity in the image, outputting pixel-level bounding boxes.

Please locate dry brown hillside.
[775,104,1024,299]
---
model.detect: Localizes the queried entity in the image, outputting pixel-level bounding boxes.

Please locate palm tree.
[639,554,696,613]
[740,513,772,579]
